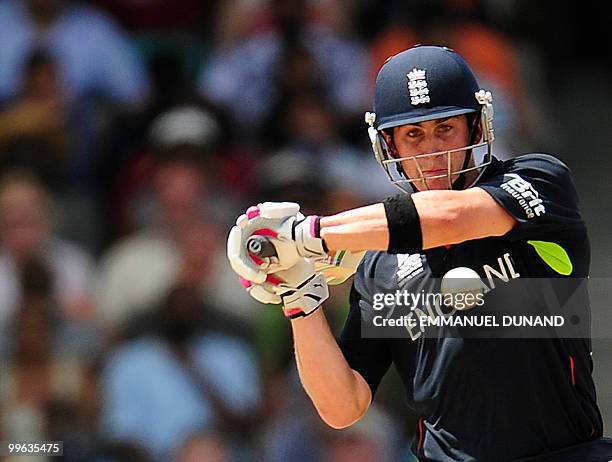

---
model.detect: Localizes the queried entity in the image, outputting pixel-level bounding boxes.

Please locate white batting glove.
[239,249,363,306]
[238,258,329,319]
[227,202,327,284]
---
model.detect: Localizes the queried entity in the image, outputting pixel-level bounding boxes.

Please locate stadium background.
[0,0,610,461]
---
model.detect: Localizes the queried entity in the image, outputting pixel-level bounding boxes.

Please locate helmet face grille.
[374,46,481,131]
[379,140,493,193]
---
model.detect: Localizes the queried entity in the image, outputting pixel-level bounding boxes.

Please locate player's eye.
[406,129,422,138]
[436,124,453,133]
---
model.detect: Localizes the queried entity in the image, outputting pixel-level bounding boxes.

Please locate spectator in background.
[111,104,246,235]
[0,50,103,252]
[0,0,149,106]
[0,0,151,199]
[0,0,152,249]
[92,0,214,33]
[262,89,396,203]
[0,50,69,192]
[174,430,228,462]
[255,149,330,215]
[94,105,244,336]
[100,284,261,462]
[199,0,371,139]
[0,171,98,356]
[92,44,238,250]
[0,259,95,454]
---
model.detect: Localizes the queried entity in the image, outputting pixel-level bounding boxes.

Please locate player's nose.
[418,134,446,156]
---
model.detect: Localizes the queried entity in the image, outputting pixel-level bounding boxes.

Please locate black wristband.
[383,193,423,254]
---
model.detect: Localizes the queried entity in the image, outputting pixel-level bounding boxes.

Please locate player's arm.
[228,217,372,429]
[290,309,372,429]
[320,187,516,252]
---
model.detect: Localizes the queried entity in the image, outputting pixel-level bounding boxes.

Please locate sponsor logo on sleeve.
[500,173,546,219]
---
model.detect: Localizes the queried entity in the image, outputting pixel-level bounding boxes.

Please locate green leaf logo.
[527,240,573,275]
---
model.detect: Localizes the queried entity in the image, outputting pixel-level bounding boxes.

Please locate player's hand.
[227,202,327,284]
[239,258,329,319]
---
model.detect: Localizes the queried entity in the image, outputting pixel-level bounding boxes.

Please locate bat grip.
[247,235,278,258]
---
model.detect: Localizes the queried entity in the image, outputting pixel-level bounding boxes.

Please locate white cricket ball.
[440,266,485,311]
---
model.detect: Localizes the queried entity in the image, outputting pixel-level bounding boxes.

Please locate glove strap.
[294,216,328,258]
[281,272,328,319]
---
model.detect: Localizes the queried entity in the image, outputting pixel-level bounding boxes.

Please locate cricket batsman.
[227,45,612,461]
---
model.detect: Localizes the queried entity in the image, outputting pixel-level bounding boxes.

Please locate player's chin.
[419,177,453,191]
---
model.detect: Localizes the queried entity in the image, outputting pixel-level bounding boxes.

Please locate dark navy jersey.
[338,154,604,461]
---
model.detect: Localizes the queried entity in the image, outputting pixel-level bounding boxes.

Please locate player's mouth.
[423,168,447,175]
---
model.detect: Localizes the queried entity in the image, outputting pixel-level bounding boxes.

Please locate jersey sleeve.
[337,279,392,397]
[476,154,585,239]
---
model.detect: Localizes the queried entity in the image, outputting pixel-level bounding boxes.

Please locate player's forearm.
[318,189,515,251]
[413,189,470,248]
[413,189,515,247]
[320,203,390,251]
[290,309,371,429]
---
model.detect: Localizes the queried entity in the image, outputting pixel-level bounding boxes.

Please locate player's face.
[389,115,477,190]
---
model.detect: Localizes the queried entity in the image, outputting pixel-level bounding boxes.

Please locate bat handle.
[247,235,278,258]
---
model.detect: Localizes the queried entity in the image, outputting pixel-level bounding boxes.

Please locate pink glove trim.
[250,255,264,265]
[251,228,279,238]
[246,206,260,219]
[310,215,318,237]
[238,276,252,288]
[284,307,304,318]
[266,274,283,285]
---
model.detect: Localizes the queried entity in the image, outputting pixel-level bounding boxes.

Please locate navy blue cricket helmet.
[365,45,495,192]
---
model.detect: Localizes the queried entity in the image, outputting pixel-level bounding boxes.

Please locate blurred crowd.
[0,0,557,461]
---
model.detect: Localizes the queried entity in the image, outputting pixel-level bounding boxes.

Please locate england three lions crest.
[407,68,430,106]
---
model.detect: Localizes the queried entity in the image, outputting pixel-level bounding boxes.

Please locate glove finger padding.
[249,284,282,304]
[258,202,300,219]
[227,202,304,283]
[238,275,282,304]
[228,224,266,283]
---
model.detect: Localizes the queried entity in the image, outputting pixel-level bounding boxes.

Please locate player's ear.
[381,129,399,157]
[381,129,393,145]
